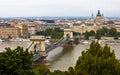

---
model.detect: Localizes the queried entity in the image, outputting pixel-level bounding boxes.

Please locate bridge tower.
[64,29,73,41]
[29,36,46,57]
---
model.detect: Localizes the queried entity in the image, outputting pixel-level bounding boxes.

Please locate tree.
[64,66,75,75]
[0,46,35,75]
[108,28,117,36]
[73,32,80,36]
[84,30,95,40]
[114,36,118,39]
[84,31,90,39]
[95,33,101,39]
[74,41,120,75]
[36,31,45,35]
[49,70,65,75]
[37,66,50,75]
[36,27,64,39]
[102,27,108,36]
[89,30,95,36]
[44,28,53,36]
[51,28,64,39]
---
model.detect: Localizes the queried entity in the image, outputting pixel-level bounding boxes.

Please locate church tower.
[96,10,104,24]
[90,13,94,23]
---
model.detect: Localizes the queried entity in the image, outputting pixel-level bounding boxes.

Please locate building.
[21,24,28,37]
[71,22,97,34]
[0,22,28,38]
[95,10,104,24]
[0,27,21,38]
[71,10,120,34]
[0,23,10,28]
[114,21,120,32]
[28,26,37,35]
[15,24,28,37]
[71,10,104,34]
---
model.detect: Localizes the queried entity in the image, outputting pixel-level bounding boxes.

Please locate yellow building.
[0,27,21,38]
[15,24,28,37]
[95,10,104,24]
[71,22,97,34]
[71,10,105,34]
[114,21,120,32]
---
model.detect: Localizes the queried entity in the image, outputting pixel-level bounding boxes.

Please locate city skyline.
[0,0,120,17]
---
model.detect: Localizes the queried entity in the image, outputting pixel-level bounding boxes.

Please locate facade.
[115,22,120,32]
[21,24,28,37]
[71,22,97,34]
[15,24,28,37]
[95,10,104,24]
[0,22,28,38]
[0,27,21,38]
[40,23,69,31]
[28,26,37,35]
[0,23,11,28]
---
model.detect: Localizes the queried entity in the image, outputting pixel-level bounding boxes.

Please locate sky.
[0,0,120,17]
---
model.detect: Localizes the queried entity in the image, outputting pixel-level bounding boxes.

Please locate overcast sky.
[0,0,119,17]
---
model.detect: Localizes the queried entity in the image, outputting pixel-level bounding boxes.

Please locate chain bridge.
[27,29,75,62]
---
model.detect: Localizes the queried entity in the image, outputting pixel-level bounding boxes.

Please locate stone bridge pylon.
[29,36,47,57]
[64,29,73,41]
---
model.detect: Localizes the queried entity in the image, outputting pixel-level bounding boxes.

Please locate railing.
[45,36,70,53]
[27,41,34,50]
[32,53,41,61]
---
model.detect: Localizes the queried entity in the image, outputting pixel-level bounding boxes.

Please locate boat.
[9,38,30,42]
[9,38,22,42]
[105,40,120,44]
[45,39,50,44]
[99,40,120,44]
[80,40,89,44]
[22,38,30,42]
[82,41,89,44]
[0,38,4,42]
[98,40,104,45]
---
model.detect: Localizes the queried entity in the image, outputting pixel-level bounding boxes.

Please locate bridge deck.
[28,36,73,62]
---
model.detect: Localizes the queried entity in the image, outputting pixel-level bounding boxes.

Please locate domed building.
[95,10,104,24]
[70,10,120,35]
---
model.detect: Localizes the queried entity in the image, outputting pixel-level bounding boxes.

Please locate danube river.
[0,41,120,71]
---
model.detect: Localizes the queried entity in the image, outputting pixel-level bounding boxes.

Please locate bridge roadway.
[45,36,70,53]
[28,36,73,61]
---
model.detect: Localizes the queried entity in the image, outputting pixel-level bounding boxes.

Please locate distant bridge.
[27,29,75,62]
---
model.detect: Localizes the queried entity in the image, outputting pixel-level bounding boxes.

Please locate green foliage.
[0,46,34,75]
[108,28,117,36]
[31,66,50,75]
[89,30,95,36]
[84,27,118,39]
[37,66,50,75]
[95,33,101,39]
[73,32,80,36]
[36,27,64,39]
[84,31,90,39]
[49,70,65,75]
[36,31,45,35]
[84,30,95,39]
[117,32,120,36]
[74,41,120,75]
[97,27,117,37]
[44,28,53,36]
[64,66,75,75]
[114,36,118,39]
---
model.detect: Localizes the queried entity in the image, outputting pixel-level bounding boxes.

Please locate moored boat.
[0,38,4,42]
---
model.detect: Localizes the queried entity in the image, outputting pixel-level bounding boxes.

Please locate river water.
[0,41,120,71]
